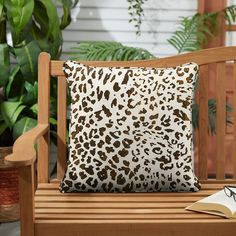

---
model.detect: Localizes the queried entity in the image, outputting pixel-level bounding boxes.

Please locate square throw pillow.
[59,61,201,193]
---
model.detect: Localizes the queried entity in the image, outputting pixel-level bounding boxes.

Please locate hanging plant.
[127,0,148,35]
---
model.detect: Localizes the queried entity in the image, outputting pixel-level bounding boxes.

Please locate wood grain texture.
[233,62,236,179]
[197,0,205,13]
[38,52,51,183]
[19,165,35,236]
[216,62,226,180]
[35,221,236,236]
[14,46,236,236]
[4,124,49,167]
[198,65,208,180]
[57,76,67,179]
[33,182,236,236]
[202,0,226,48]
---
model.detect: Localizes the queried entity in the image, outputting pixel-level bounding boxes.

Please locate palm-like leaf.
[168,5,236,54]
[168,13,217,54]
[70,41,155,61]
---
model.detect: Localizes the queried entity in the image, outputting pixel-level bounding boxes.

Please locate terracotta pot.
[0,146,20,222]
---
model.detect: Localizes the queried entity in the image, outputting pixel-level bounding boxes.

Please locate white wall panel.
[61,0,198,58]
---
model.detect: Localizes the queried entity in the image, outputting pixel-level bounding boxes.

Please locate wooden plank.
[198,0,205,13]
[19,165,35,236]
[38,181,231,190]
[34,208,194,214]
[203,0,226,48]
[38,52,50,183]
[34,221,236,236]
[216,62,226,180]
[35,219,233,224]
[35,194,216,203]
[233,61,236,179]
[225,25,236,31]
[34,201,202,208]
[57,76,67,180]
[34,190,218,198]
[198,65,208,180]
[35,213,217,220]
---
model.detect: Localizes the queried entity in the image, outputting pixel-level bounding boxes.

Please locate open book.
[186,189,236,218]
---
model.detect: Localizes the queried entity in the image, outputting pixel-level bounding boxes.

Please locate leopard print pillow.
[60,61,201,193]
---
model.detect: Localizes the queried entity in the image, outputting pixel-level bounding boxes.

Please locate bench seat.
[6,47,236,236]
[34,181,236,236]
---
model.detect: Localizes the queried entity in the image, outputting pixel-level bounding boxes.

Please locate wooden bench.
[5,46,236,236]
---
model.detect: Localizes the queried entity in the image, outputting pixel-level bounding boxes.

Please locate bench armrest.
[4,124,49,167]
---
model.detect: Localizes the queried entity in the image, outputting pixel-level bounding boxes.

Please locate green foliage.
[127,0,148,35]
[168,5,236,54]
[70,41,155,61]
[168,13,216,53]
[0,0,76,146]
[223,5,236,25]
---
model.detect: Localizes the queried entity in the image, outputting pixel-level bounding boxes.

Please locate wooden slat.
[225,25,236,31]
[34,190,219,200]
[57,76,67,180]
[38,52,50,183]
[234,61,236,179]
[19,165,35,236]
[34,202,192,208]
[197,0,205,13]
[216,62,226,180]
[34,208,199,214]
[34,221,236,236]
[35,219,233,224]
[35,213,217,220]
[34,190,218,198]
[198,65,208,180]
[38,181,235,190]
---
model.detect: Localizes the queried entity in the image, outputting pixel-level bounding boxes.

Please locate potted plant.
[0,0,77,222]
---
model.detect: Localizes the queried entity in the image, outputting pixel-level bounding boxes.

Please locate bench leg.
[19,165,35,236]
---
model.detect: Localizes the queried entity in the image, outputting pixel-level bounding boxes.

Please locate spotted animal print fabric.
[60,61,201,193]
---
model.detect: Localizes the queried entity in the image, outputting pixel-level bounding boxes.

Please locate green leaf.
[0,101,26,128]
[5,66,21,98]
[70,41,155,61]
[0,1,3,16]
[14,40,41,82]
[5,0,34,44]
[12,117,37,141]
[21,81,38,105]
[0,43,10,87]
[168,6,236,53]
[50,117,57,126]
[34,0,62,58]
[58,0,73,29]
[30,103,38,115]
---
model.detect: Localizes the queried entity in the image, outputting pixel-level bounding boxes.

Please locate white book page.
[199,190,236,214]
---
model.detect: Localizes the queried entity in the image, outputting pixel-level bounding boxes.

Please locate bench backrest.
[37,46,236,184]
